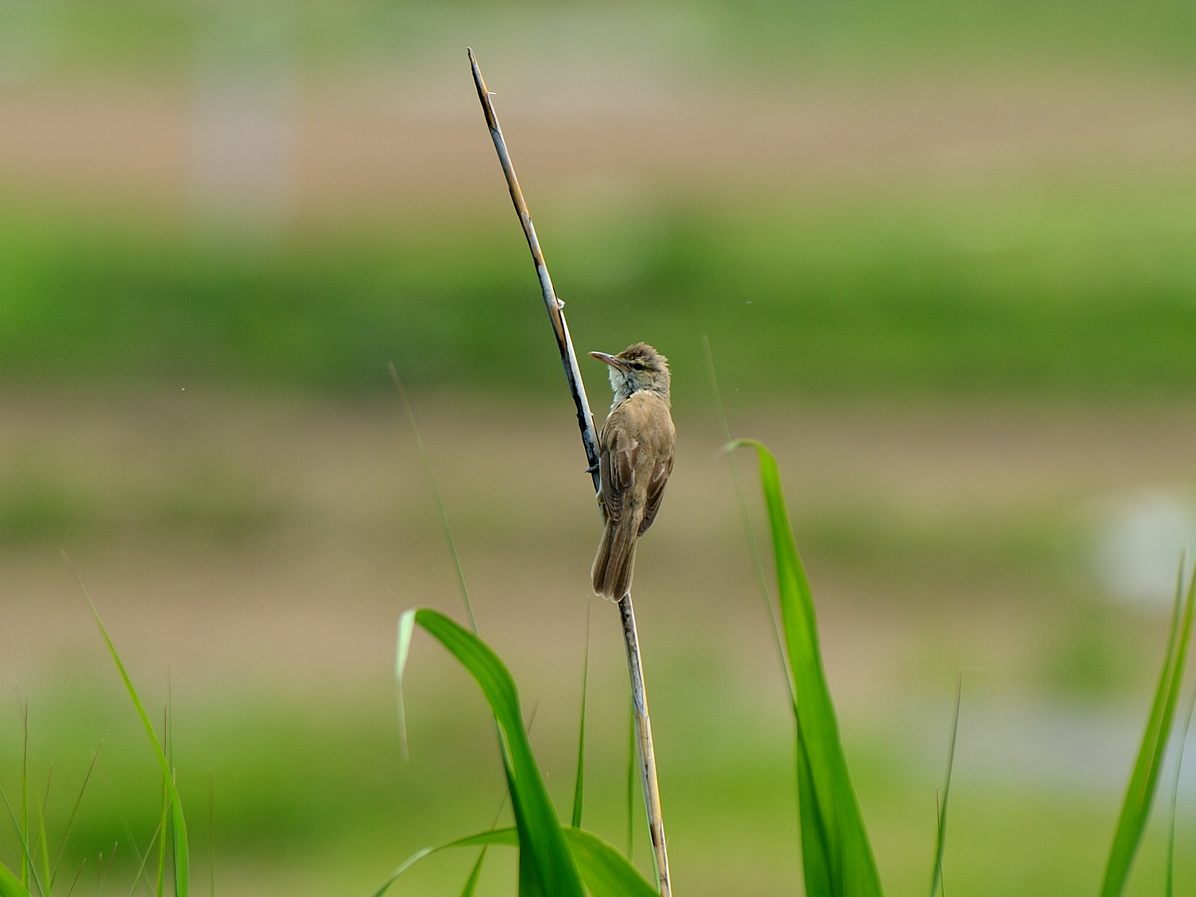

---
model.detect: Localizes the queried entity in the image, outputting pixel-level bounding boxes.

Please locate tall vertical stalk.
[467,48,672,896]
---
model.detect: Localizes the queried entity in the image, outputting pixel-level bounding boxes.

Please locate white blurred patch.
[1092,489,1196,608]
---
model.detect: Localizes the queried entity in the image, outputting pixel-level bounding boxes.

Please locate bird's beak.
[589,351,626,370]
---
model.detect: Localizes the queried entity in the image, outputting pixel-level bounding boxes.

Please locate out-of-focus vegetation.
[4,182,1196,400]
[7,0,1196,74]
[4,1,1196,895]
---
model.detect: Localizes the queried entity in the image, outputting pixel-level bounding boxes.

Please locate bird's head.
[589,342,670,402]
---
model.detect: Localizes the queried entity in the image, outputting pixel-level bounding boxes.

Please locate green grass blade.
[928,679,962,897]
[34,789,50,897]
[734,439,884,897]
[0,862,32,897]
[0,789,44,897]
[155,773,170,897]
[1166,688,1196,897]
[389,364,479,634]
[374,827,657,897]
[69,560,190,897]
[458,848,487,897]
[571,606,591,830]
[395,608,585,897]
[796,722,833,897]
[50,744,102,889]
[1099,563,1195,897]
[703,335,792,702]
[19,704,29,892]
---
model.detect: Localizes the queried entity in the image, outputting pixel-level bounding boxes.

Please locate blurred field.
[3,2,1196,895]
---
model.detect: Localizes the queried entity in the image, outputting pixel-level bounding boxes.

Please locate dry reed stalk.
[467,47,673,897]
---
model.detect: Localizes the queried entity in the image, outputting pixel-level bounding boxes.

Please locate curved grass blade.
[68,559,190,897]
[374,827,657,897]
[396,608,585,897]
[733,439,884,897]
[563,827,659,897]
[1100,562,1195,897]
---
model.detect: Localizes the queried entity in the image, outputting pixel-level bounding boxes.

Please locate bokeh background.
[3,2,1196,895]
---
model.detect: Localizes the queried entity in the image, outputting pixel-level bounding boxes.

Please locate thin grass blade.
[69,561,190,897]
[703,336,791,702]
[50,744,102,889]
[1100,564,1195,897]
[571,607,591,829]
[458,848,487,897]
[389,364,479,633]
[929,679,962,897]
[734,439,884,897]
[19,704,29,892]
[34,773,51,894]
[1165,686,1196,897]
[395,608,585,897]
[0,789,44,897]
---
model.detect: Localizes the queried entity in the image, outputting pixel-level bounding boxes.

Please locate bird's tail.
[592,508,644,600]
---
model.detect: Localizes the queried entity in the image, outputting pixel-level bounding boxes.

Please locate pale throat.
[607,367,667,409]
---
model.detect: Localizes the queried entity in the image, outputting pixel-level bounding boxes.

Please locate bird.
[588,342,676,601]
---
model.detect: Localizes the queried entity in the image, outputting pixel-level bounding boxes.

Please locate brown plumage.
[589,343,676,600]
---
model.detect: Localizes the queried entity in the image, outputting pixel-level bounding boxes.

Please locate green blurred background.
[2,1,1196,894]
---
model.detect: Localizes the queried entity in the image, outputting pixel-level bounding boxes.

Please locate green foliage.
[1099,563,1196,897]
[734,440,883,897]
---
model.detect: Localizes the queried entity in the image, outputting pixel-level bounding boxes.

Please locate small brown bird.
[589,343,676,600]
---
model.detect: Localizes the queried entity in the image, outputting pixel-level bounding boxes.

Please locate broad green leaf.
[734,440,884,897]
[396,609,585,897]
[0,863,31,897]
[796,723,832,897]
[1100,563,1195,897]
[376,827,657,897]
[562,827,659,897]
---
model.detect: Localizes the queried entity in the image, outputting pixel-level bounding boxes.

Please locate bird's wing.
[599,415,637,526]
[637,451,673,536]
